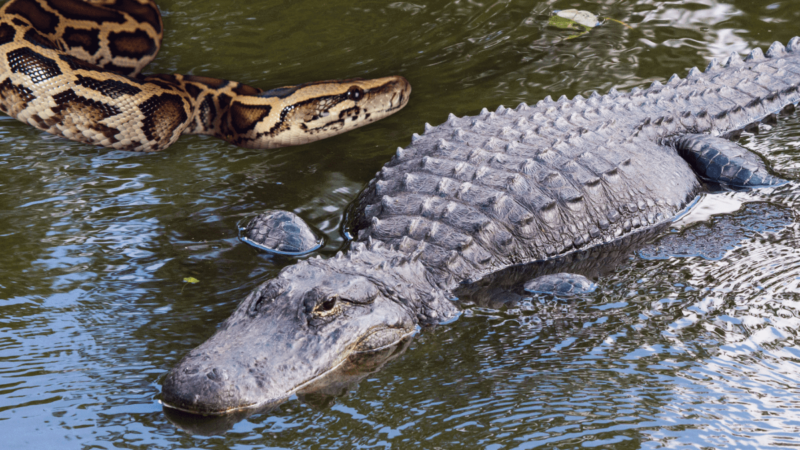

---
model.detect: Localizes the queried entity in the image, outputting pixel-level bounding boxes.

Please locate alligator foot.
[239,210,323,256]
[671,134,787,187]
[523,273,598,298]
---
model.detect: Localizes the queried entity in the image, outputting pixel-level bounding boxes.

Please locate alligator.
[161,38,798,415]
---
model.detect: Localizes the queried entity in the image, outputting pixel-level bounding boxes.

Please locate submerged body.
[0,0,410,151]
[164,40,800,413]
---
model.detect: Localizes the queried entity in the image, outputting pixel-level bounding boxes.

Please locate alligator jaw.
[161,326,418,417]
[161,261,419,416]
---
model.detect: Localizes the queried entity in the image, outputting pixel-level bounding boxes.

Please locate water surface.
[2,0,800,448]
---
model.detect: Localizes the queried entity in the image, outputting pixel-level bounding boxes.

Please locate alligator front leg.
[523,273,597,298]
[670,134,786,187]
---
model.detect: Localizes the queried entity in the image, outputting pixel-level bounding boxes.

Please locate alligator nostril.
[206,367,228,382]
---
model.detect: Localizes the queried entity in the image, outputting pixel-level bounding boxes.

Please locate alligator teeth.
[411,132,421,142]
[424,122,434,133]
[745,48,765,62]
[767,41,787,58]
[789,37,800,52]
[395,147,405,158]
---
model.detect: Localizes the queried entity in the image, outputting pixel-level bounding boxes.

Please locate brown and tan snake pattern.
[0,0,411,151]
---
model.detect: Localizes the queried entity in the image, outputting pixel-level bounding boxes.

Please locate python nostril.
[206,367,229,383]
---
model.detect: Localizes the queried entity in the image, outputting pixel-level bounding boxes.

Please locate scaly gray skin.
[241,210,322,255]
[162,39,799,415]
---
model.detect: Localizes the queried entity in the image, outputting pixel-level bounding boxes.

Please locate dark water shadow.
[455,224,669,309]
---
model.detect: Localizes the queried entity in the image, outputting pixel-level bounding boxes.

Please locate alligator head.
[161,247,457,415]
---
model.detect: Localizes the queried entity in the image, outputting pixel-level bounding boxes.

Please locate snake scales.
[0,0,411,151]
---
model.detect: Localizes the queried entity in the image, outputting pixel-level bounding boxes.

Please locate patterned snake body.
[0,0,411,151]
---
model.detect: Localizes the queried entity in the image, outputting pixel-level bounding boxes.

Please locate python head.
[224,75,411,149]
[160,250,442,415]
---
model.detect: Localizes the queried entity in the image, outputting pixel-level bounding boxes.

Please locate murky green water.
[2,0,800,447]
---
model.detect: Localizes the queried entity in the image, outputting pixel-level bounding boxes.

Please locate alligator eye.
[346,86,364,101]
[316,297,337,313]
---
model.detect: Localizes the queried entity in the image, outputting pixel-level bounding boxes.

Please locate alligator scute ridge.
[161,38,797,415]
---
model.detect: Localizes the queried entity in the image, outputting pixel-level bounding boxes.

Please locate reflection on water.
[1,0,800,447]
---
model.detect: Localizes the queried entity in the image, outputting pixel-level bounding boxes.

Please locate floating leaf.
[548,14,586,31]
[553,9,600,29]
[183,277,199,284]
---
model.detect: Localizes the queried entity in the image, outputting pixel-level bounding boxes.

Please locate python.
[0,0,410,151]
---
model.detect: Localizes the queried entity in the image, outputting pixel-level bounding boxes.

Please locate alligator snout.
[162,263,421,415]
[162,353,269,414]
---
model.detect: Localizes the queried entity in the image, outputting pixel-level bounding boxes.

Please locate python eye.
[347,86,364,101]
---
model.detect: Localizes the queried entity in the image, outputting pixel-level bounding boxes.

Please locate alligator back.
[353,40,800,288]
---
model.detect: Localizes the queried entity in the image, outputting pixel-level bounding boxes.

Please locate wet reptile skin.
[162,39,797,414]
[351,41,794,289]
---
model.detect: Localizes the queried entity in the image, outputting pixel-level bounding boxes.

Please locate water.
[2,0,800,447]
